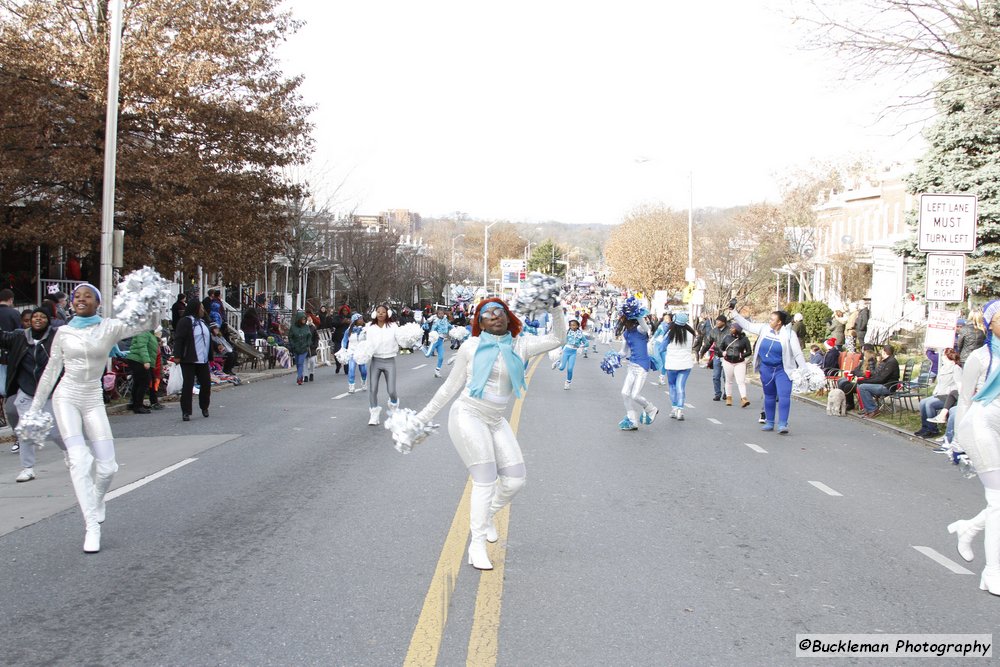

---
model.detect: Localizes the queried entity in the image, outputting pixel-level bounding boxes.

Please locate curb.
[747,378,941,451]
[0,366,296,442]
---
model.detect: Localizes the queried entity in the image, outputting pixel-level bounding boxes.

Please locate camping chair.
[879,358,916,417]
[826,352,861,389]
[887,358,933,417]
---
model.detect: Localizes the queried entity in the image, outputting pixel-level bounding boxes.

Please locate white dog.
[826,388,847,416]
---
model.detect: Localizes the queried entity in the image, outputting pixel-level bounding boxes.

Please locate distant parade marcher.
[365,305,399,425]
[552,319,587,389]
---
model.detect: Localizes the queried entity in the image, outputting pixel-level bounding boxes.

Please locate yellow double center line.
[404,357,543,667]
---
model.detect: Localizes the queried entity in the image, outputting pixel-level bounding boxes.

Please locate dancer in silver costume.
[948,300,1000,595]
[29,283,158,553]
[414,297,565,570]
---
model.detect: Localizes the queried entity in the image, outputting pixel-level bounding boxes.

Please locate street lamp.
[483,221,499,293]
[99,0,125,314]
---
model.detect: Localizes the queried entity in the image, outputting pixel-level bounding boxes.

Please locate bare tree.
[337,227,399,311]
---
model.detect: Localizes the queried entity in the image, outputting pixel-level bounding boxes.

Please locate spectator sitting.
[822,338,841,373]
[925,347,939,380]
[836,343,877,412]
[808,344,823,366]
[209,322,237,374]
[855,344,901,417]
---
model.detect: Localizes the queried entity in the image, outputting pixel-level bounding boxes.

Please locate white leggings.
[722,360,748,400]
[621,363,652,423]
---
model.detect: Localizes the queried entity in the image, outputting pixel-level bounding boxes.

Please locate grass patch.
[799,390,928,434]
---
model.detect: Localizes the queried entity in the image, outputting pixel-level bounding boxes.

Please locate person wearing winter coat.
[957,311,987,365]
[719,322,753,407]
[0,306,65,482]
[729,307,806,434]
[173,300,213,422]
[331,305,352,374]
[698,315,729,401]
[828,310,847,347]
[342,313,368,393]
[287,311,313,386]
[791,313,807,351]
[663,313,696,420]
[124,330,159,414]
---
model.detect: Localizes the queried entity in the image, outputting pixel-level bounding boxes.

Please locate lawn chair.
[887,358,933,417]
[826,352,861,389]
[879,358,916,417]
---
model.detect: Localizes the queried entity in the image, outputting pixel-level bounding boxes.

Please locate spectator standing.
[331,305,351,374]
[844,304,860,353]
[699,315,729,401]
[719,322,753,407]
[957,311,987,365]
[0,288,21,451]
[124,329,158,414]
[287,311,313,386]
[173,301,212,422]
[792,313,807,350]
[1,307,65,481]
[240,307,262,344]
[829,310,847,347]
[856,298,871,346]
[170,293,187,332]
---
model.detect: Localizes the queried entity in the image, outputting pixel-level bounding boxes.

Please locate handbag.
[165,362,183,395]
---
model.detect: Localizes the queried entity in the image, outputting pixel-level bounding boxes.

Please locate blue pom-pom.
[600,351,622,376]
[618,296,644,321]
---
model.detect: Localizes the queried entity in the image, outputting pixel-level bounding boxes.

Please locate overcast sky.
[279,0,925,225]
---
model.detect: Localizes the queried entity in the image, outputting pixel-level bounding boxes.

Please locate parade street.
[0,352,995,666]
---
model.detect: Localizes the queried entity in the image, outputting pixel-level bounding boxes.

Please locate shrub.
[786,301,834,343]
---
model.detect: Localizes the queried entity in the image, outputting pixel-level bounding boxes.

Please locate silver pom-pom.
[448,326,470,341]
[112,266,173,328]
[15,410,54,449]
[429,330,440,345]
[395,322,424,349]
[334,347,353,365]
[513,272,562,315]
[350,339,375,366]
[451,285,475,303]
[383,407,439,454]
[790,362,828,394]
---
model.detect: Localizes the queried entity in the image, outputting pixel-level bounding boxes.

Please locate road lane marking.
[105,458,197,502]
[808,481,843,497]
[332,393,349,399]
[707,418,722,425]
[912,546,975,575]
[404,355,541,667]
[744,443,768,454]
[413,363,427,370]
[685,403,695,408]
[467,355,542,665]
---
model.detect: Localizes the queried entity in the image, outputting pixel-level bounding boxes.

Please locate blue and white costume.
[618,318,657,429]
[342,314,368,391]
[423,316,452,372]
[557,328,589,386]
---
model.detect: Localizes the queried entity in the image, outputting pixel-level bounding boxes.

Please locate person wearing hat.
[29,283,160,553]
[664,312,696,420]
[124,328,159,414]
[822,338,841,374]
[614,300,659,430]
[946,300,1000,595]
[791,312,807,351]
[719,321,753,407]
[729,306,806,434]
[698,314,729,401]
[0,306,65,482]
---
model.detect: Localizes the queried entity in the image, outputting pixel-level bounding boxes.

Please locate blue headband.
[73,283,102,303]
[479,302,504,317]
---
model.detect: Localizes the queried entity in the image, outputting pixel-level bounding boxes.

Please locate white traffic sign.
[925,253,966,303]
[924,309,959,349]
[918,193,978,253]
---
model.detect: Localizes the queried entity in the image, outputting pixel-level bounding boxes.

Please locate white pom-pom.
[449,326,469,341]
[429,330,440,345]
[15,410,54,449]
[451,285,475,303]
[111,266,173,329]
[395,322,423,349]
[351,340,375,366]
[334,347,353,365]
[383,408,438,454]
[791,362,828,394]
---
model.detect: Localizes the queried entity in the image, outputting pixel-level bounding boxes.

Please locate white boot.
[67,447,100,553]
[93,458,119,525]
[948,509,987,562]
[387,399,399,413]
[348,382,355,394]
[486,475,525,544]
[468,482,495,570]
[980,489,1000,595]
[368,406,381,425]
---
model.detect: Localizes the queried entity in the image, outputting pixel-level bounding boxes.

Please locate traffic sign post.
[925,309,959,349]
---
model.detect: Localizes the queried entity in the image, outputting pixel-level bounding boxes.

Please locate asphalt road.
[0,342,995,666]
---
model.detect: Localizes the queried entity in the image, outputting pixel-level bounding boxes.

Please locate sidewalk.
[0,363,295,442]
